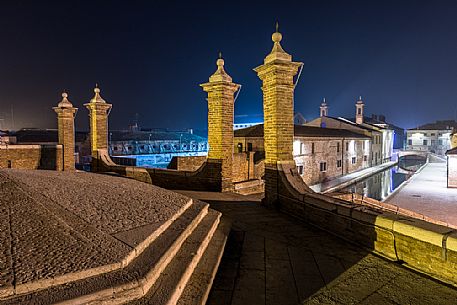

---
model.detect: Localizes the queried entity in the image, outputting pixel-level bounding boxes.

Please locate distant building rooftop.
[13,129,88,144]
[409,120,457,131]
[110,130,207,142]
[234,124,370,139]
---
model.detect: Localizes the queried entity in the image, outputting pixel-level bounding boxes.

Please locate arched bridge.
[398,150,429,159]
[398,150,447,163]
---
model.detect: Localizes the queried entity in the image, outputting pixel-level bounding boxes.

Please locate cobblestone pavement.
[386,162,457,227]
[0,169,191,293]
[175,192,457,305]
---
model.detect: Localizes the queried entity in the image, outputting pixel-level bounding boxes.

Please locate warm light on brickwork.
[53,92,77,171]
[201,56,240,191]
[84,86,112,157]
[254,28,302,164]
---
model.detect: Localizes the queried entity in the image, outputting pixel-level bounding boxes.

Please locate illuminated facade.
[406,120,457,155]
[306,116,385,165]
[234,124,371,186]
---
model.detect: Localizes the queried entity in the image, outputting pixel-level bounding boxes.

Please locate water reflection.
[342,158,426,201]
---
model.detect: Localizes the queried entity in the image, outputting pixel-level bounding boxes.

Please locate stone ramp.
[0,169,230,304]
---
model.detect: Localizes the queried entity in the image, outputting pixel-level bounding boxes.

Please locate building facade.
[234,124,371,186]
[306,116,385,166]
[406,120,457,156]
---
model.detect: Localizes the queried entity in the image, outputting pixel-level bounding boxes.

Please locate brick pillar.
[53,92,77,171]
[84,86,112,171]
[254,27,302,206]
[201,56,240,192]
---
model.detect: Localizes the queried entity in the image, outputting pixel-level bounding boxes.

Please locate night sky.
[1,1,457,132]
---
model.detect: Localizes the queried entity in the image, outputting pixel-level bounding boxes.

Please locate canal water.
[341,158,427,201]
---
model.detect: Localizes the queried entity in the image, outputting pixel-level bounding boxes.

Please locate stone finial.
[90,84,107,103]
[56,91,74,108]
[321,97,327,105]
[357,96,364,103]
[208,54,233,83]
[265,22,291,63]
[272,22,282,43]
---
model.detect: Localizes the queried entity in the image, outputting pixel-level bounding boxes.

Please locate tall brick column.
[201,56,240,191]
[84,86,112,171]
[53,92,78,171]
[254,27,303,206]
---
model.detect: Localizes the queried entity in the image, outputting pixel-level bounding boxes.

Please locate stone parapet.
[273,161,457,286]
[0,144,63,170]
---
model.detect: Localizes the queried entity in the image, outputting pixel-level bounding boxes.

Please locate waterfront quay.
[386,162,457,228]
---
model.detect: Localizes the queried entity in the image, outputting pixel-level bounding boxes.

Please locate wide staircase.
[1,199,229,305]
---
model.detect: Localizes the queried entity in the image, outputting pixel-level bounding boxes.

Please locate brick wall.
[0,145,63,170]
[294,137,370,185]
[232,152,256,182]
[167,156,207,171]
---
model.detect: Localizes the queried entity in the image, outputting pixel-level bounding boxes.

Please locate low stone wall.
[167,156,207,171]
[273,162,457,286]
[232,152,256,183]
[0,144,63,171]
[234,179,264,195]
[254,159,264,179]
[94,150,223,191]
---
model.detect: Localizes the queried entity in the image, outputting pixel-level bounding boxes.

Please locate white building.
[406,120,457,156]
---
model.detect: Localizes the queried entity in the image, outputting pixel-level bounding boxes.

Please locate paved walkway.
[386,162,457,228]
[310,161,397,193]
[177,191,457,305]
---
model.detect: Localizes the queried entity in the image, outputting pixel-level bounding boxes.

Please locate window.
[337,160,342,168]
[320,162,327,172]
[337,142,340,153]
[352,157,356,164]
[423,139,427,146]
[362,141,365,150]
[439,139,443,145]
[431,133,435,136]
[364,155,367,161]
[431,140,436,146]
[247,142,253,152]
[408,139,412,145]
[297,165,304,175]
[358,108,361,115]
[346,142,349,151]
[311,143,315,154]
[237,143,243,153]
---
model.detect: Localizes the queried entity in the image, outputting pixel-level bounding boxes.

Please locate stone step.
[0,201,209,305]
[176,217,231,305]
[126,209,222,305]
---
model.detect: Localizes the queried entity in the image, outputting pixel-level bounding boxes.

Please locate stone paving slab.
[0,169,194,298]
[176,191,457,305]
